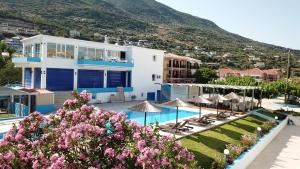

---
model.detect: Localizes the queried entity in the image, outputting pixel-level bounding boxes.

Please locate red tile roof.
[218,68,240,75]
[240,68,265,75]
[218,68,280,76]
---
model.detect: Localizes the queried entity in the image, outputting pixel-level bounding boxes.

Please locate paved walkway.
[248,115,300,169]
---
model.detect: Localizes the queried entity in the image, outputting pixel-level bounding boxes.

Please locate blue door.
[157,90,161,102]
[34,68,41,89]
[24,68,32,88]
[107,71,127,88]
[46,68,74,91]
[78,69,104,88]
[147,92,156,101]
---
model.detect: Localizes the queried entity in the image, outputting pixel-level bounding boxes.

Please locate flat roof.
[0,87,28,96]
[165,83,261,90]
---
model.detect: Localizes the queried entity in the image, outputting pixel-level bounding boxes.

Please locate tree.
[211,76,257,86]
[260,80,300,99]
[194,68,218,84]
[0,42,21,86]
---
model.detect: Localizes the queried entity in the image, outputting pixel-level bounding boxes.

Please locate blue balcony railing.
[78,87,133,93]
[12,56,41,63]
[77,59,133,68]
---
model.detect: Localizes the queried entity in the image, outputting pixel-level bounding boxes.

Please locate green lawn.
[256,109,287,120]
[180,115,267,169]
[0,113,16,118]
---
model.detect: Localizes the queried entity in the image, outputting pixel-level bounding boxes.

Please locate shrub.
[241,134,257,148]
[0,91,196,169]
[261,121,275,134]
[211,154,226,169]
[225,144,244,160]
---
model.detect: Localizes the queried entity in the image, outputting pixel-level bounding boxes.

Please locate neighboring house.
[254,62,266,69]
[12,35,164,103]
[163,53,201,83]
[217,68,280,82]
[0,17,37,35]
[2,36,24,53]
[69,30,80,38]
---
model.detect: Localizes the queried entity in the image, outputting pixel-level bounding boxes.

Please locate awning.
[0,87,28,96]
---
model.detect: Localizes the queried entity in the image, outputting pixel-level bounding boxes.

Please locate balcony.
[12,56,41,63]
[78,87,133,93]
[77,59,134,68]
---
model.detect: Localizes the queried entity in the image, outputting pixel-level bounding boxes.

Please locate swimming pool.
[273,103,299,108]
[126,106,198,126]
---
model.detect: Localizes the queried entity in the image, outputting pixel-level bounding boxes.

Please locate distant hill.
[0,0,299,70]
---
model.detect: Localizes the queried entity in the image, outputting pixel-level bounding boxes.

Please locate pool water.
[273,103,299,108]
[126,106,198,126]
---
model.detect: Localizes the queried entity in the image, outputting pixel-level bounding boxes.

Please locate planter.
[227,117,288,169]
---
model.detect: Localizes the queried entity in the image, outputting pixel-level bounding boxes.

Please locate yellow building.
[163,53,201,83]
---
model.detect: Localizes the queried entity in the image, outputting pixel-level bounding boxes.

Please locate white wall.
[129,47,164,100]
[171,85,189,101]
[20,35,165,102]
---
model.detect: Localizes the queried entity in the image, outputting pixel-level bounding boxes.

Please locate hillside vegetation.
[0,0,299,69]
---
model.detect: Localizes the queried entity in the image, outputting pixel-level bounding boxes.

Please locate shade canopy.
[209,94,229,103]
[225,92,241,101]
[189,96,212,105]
[162,98,191,107]
[128,101,162,113]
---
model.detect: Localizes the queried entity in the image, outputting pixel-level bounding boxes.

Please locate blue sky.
[156,0,300,50]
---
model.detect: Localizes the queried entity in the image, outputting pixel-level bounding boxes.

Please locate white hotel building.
[12,35,164,104]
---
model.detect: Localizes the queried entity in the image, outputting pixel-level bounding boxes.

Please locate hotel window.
[96,49,104,60]
[88,48,96,60]
[66,45,74,59]
[47,43,56,57]
[120,51,126,60]
[34,44,40,57]
[152,74,156,81]
[107,50,120,59]
[78,47,87,60]
[153,55,156,62]
[56,44,66,58]
[24,45,32,57]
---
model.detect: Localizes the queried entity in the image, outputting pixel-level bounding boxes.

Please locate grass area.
[257,109,287,120]
[0,113,16,118]
[180,115,267,169]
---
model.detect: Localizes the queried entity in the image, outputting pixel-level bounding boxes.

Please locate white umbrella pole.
[199,105,202,119]
[217,101,219,115]
[231,100,233,115]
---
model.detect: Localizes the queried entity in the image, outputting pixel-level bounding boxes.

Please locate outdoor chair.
[185,116,214,126]
[160,121,193,133]
[204,112,228,120]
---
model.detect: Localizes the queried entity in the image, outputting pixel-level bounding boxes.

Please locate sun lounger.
[185,117,214,126]
[160,121,193,133]
[204,112,229,120]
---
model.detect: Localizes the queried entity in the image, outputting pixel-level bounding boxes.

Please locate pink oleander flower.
[104,148,115,157]
[0,91,196,169]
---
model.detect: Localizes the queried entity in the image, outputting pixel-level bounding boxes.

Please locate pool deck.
[247,115,300,169]
[262,97,300,113]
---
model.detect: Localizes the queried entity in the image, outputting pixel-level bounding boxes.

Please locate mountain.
[0,0,299,70]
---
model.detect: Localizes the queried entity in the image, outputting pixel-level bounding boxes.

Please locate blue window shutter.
[127,71,131,87]
[147,92,156,101]
[34,68,41,89]
[107,71,127,88]
[46,68,74,91]
[24,68,32,88]
[78,70,104,88]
